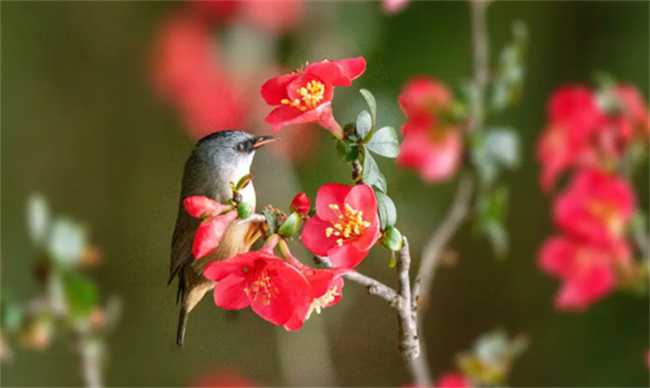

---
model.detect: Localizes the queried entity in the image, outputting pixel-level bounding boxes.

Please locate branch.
[412,173,474,310]
[633,225,650,260]
[79,335,103,388]
[235,213,266,225]
[317,238,420,362]
[316,256,399,307]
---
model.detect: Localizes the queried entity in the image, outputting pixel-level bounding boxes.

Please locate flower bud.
[382,227,403,251]
[290,193,311,215]
[237,202,252,219]
[278,212,301,238]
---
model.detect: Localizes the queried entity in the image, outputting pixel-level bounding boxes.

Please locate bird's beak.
[252,135,278,149]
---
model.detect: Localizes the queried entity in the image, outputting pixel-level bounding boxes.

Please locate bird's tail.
[176,306,189,348]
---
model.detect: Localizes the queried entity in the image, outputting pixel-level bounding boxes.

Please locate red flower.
[553,169,635,246]
[203,250,312,326]
[613,84,650,140]
[398,77,453,119]
[290,192,311,215]
[240,0,304,34]
[537,86,604,190]
[283,261,350,330]
[260,57,366,137]
[396,115,462,183]
[151,13,246,139]
[192,367,256,388]
[184,196,238,259]
[539,236,620,310]
[435,373,472,388]
[301,184,380,268]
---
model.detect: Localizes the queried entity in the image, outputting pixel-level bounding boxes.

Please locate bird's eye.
[236,142,248,152]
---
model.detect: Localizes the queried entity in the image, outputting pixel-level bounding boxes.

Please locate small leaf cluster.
[339,89,402,252]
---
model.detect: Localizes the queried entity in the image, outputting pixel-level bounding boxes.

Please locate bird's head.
[193,130,277,173]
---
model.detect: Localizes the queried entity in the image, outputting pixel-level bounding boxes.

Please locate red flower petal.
[260,73,298,105]
[184,196,232,218]
[345,184,378,220]
[336,57,366,83]
[327,242,369,268]
[213,274,250,310]
[248,259,311,326]
[301,216,338,256]
[204,256,255,282]
[192,211,238,259]
[315,183,351,223]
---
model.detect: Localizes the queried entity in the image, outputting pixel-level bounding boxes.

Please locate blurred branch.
[408,1,489,385]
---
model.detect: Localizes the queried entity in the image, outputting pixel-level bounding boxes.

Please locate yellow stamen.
[323,202,372,246]
[306,286,340,320]
[281,80,325,111]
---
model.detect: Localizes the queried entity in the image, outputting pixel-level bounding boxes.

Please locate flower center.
[244,268,278,305]
[306,286,339,320]
[588,201,623,236]
[281,80,325,111]
[324,203,371,247]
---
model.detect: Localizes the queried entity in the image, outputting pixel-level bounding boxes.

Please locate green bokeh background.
[2,1,648,386]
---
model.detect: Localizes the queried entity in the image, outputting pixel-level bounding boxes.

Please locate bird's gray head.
[193,130,276,172]
[188,131,276,205]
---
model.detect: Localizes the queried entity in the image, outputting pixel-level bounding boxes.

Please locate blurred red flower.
[537,84,649,190]
[537,86,604,190]
[203,250,312,327]
[539,236,622,310]
[301,183,380,268]
[398,77,453,119]
[382,0,412,15]
[612,84,650,141]
[396,115,462,183]
[553,169,635,246]
[151,13,246,139]
[192,367,257,388]
[290,192,311,215]
[240,0,304,34]
[183,196,237,259]
[435,373,472,388]
[261,57,367,137]
[396,77,461,183]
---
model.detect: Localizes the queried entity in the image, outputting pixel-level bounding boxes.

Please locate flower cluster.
[192,184,380,330]
[537,85,649,190]
[537,84,648,311]
[396,77,463,183]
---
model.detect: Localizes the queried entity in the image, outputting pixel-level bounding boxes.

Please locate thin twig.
[412,173,474,310]
[79,335,102,388]
[316,256,400,307]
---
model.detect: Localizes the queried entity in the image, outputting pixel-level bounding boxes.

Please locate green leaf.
[262,208,277,237]
[481,221,508,258]
[375,191,397,229]
[366,126,400,158]
[359,89,377,124]
[382,226,403,251]
[484,128,519,169]
[472,128,520,185]
[278,212,301,238]
[63,273,98,318]
[2,302,24,333]
[235,174,253,191]
[48,218,88,267]
[362,151,380,186]
[356,110,373,140]
[27,193,50,246]
[490,21,528,112]
[336,140,359,163]
[374,173,388,193]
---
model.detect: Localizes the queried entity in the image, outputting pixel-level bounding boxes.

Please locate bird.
[169,130,276,347]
